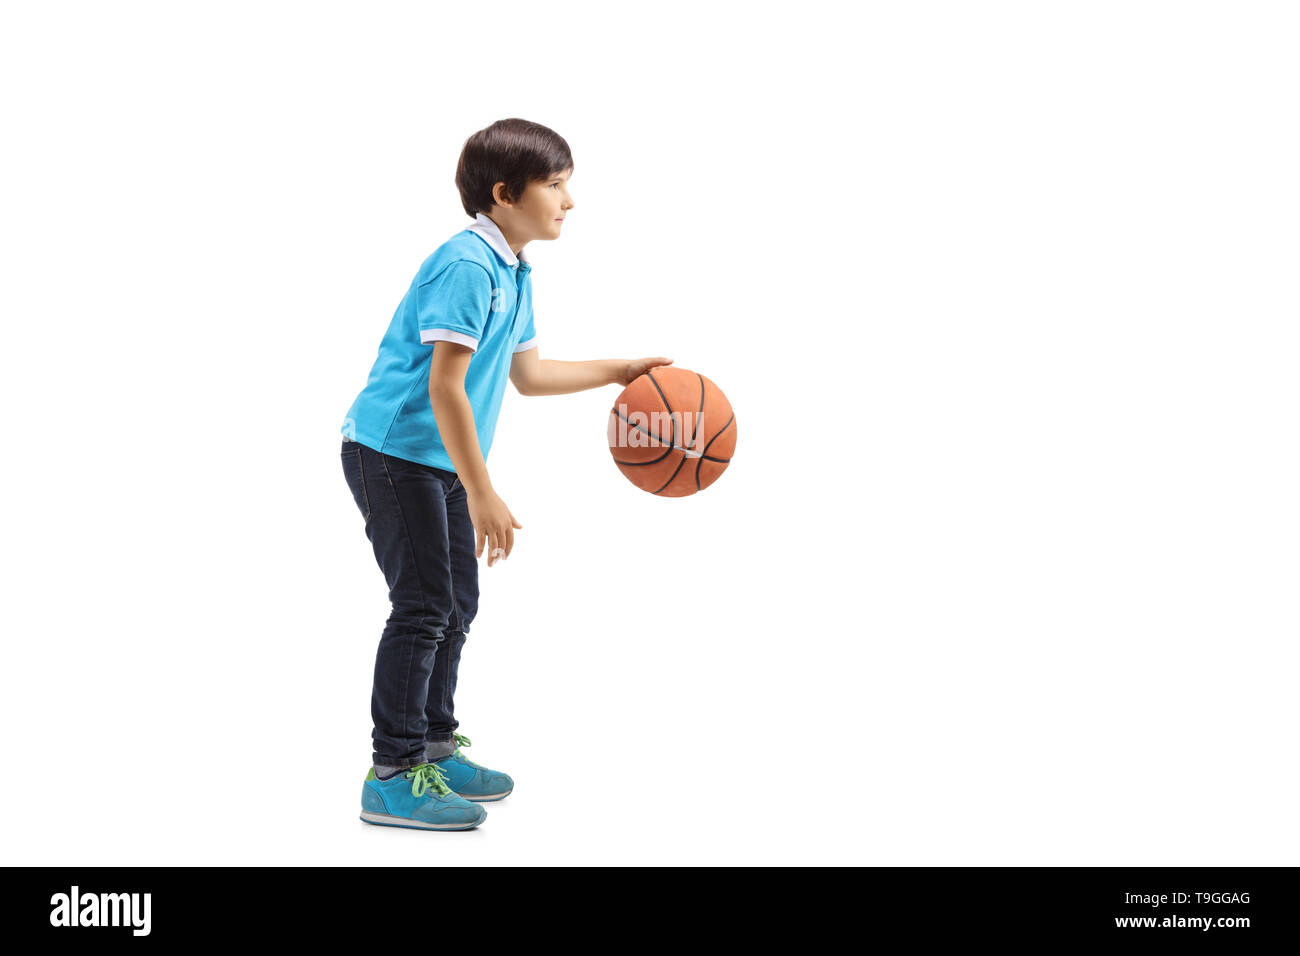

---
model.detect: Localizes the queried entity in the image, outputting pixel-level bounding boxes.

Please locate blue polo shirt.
[341,213,538,472]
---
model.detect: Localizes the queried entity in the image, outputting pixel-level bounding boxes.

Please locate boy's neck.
[485,213,527,258]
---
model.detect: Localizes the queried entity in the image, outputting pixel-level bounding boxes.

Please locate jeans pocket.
[341,447,371,521]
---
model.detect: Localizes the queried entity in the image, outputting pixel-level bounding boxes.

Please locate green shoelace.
[405,762,452,798]
[452,732,482,769]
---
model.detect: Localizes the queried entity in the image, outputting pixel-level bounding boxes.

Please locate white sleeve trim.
[421,328,479,351]
[513,337,537,354]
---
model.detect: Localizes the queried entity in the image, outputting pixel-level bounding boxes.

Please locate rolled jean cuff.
[423,736,456,761]
[372,759,422,776]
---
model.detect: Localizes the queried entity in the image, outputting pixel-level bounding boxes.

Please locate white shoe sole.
[359,810,483,831]
[458,789,512,802]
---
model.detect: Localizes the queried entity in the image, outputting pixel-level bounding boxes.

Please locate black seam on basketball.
[613,450,674,466]
[691,372,705,449]
[645,371,677,449]
[692,374,707,489]
[702,412,734,450]
[652,451,688,495]
[610,406,669,445]
[695,411,734,489]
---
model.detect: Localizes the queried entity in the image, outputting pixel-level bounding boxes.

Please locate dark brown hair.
[455,118,574,217]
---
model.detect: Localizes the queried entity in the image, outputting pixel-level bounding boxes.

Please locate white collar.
[467,212,530,268]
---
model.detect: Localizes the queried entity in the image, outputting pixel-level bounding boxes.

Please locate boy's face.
[494,169,574,245]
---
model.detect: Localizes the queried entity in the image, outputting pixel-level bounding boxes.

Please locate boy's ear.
[491,182,516,207]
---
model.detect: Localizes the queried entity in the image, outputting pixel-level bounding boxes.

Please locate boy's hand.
[467,487,523,567]
[617,356,674,387]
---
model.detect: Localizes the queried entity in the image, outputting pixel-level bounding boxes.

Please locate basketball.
[607,366,737,496]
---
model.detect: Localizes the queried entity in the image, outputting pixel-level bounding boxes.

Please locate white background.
[2,1,1297,866]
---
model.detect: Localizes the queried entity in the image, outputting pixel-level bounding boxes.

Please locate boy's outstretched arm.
[509,348,674,396]
[429,341,522,567]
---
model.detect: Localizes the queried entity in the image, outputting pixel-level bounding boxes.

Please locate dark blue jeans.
[340,438,479,770]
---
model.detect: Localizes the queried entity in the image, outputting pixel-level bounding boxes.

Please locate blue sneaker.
[360,762,487,831]
[432,733,515,802]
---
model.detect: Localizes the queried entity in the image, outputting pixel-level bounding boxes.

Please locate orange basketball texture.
[607,366,737,496]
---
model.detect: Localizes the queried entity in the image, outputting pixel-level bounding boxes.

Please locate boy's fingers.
[476,527,485,558]
[489,530,503,566]
[505,525,514,557]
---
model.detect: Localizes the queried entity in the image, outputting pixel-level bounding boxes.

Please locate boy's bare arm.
[510,349,674,395]
[428,342,493,493]
[428,342,521,566]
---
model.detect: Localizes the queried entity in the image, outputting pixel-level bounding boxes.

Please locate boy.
[340,118,671,831]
